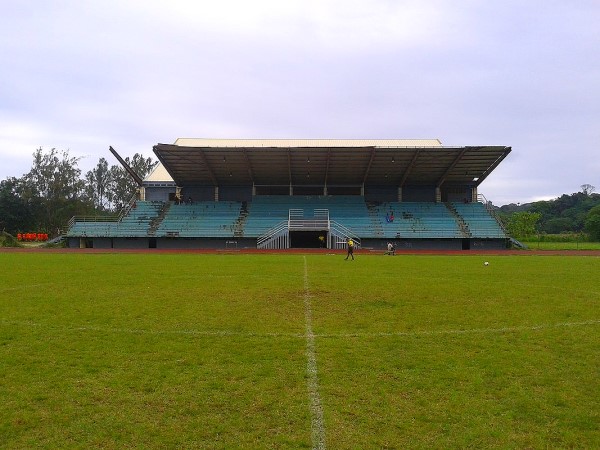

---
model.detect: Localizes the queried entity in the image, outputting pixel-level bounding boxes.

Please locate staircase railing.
[329,220,361,249]
[477,193,509,236]
[148,202,171,236]
[118,193,139,221]
[444,203,472,238]
[257,208,362,250]
[288,208,330,230]
[257,221,289,249]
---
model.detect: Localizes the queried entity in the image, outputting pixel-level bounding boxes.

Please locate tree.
[106,154,157,211]
[85,158,110,211]
[543,217,575,234]
[584,205,600,241]
[1,147,157,234]
[20,148,90,232]
[506,211,541,239]
[581,184,596,196]
[0,177,33,234]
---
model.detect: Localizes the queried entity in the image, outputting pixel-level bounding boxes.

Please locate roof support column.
[472,186,478,203]
[397,187,402,202]
[215,186,219,202]
[435,187,441,203]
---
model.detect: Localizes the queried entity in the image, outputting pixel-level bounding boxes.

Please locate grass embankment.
[1,253,598,447]
[522,241,600,250]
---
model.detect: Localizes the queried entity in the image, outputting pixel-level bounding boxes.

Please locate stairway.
[445,203,471,238]
[366,202,384,237]
[233,201,249,238]
[148,202,171,236]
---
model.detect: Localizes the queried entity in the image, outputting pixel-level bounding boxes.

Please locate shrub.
[0,231,23,247]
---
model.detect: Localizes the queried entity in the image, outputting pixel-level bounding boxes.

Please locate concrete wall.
[470,239,508,250]
[220,186,253,202]
[364,186,397,202]
[91,238,113,249]
[112,238,149,249]
[181,186,216,202]
[156,237,257,250]
[145,186,176,202]
[402,186,436,202]
[441,186,474,203]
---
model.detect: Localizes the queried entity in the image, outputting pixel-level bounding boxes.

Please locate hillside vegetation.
[498,187,600,241]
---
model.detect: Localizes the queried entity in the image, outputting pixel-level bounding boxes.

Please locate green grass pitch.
[1,252,599,448]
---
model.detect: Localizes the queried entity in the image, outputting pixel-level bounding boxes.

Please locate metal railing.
[256,208,362,250]
[257,221,289,249]
[330,220,361,249]
[118,193,139,221]
[477,193,509,236]
[288,208,330,230]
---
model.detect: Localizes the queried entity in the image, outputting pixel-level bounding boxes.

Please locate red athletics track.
[2,247,600,256]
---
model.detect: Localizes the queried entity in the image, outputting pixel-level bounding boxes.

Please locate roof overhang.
[152,139,511,188]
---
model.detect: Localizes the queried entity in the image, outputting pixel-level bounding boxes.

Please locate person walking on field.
[345,238,355,260]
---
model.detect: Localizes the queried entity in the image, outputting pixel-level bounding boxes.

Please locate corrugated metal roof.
[153,142,511,187]
[173,138,443,148]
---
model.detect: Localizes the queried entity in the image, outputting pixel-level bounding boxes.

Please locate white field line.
[0,320,304,337]
[0,283,53,293]
[317,319,600,338]
[303,256,326,450]
[1,319,599,340]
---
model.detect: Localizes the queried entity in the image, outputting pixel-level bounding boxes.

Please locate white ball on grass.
[484,261,489,266]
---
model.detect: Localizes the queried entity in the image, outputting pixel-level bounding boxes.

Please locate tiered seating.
[66,201,162,237]
[156,201,241,237]
[451,202,506,238]
[374,202,463,239]
[243,197,289,237]
[119,201,163,233]
[242,196,373,237]
[321,196,373,235]
[66,197,507,242]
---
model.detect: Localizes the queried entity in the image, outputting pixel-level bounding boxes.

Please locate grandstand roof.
[152,139,511,188]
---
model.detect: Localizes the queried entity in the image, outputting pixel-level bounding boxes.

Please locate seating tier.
[451,202,507,238]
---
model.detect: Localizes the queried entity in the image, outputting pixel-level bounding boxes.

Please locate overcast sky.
[1,0,598,205]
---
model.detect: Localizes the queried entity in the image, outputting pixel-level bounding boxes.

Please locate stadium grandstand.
[65,139,512,250]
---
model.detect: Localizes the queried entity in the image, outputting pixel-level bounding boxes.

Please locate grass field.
[1,252,599,448]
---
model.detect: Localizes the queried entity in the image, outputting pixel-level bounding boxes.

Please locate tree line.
[498,185,600,241]
[0,148,156,236]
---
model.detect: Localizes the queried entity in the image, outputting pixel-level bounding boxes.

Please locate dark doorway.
[149,238,157,249]
[290,231,326,248]
[462,239,470,250]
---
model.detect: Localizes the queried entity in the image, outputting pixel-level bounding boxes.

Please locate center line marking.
[303,256,326,450]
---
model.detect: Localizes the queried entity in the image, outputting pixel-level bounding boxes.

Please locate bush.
[584,205,600,241]
[532,233,589,243]
[0,231,23,247]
